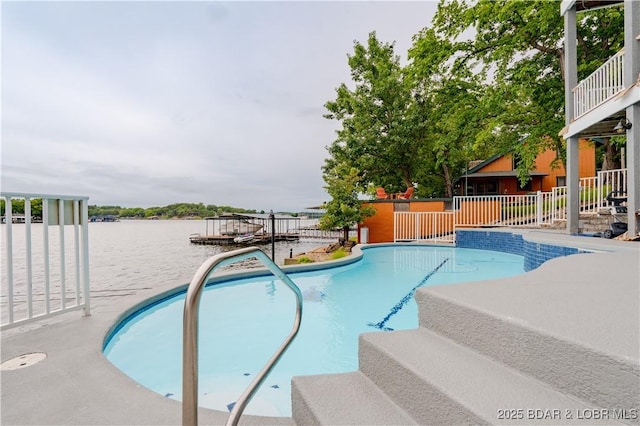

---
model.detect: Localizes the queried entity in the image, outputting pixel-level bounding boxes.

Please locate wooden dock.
[189,233,300,245]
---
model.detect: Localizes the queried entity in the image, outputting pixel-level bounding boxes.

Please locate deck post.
[624,0,640,237]
[564,4,580,234]
[536,191,543,225]
[269,210,275,261]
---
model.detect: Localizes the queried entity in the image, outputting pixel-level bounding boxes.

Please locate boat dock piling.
[188,213,357,245]
[189,233,300,245]
[189,213,302,245]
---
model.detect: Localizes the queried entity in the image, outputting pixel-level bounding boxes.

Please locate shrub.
[330,247,348,260]
[297,256,314,264]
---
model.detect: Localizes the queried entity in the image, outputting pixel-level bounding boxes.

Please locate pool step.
[414,251,640,414]
[291,371,415,425]
[358,328,617,425]
[291,251,639,425]
[292,328,616,425]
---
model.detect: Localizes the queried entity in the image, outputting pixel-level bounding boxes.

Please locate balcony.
[572,48,625,120]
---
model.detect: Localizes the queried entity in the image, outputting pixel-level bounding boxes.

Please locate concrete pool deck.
[1,230,639,425]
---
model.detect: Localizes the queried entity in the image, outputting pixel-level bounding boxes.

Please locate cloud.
[1,1,438,211]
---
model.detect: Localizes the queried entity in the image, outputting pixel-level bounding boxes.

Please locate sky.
[1,1,438,212]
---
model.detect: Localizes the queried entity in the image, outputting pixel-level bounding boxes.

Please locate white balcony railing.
[573,49,625,119]
[1,192,91,329]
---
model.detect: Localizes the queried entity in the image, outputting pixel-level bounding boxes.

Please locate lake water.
[0,220,333,322]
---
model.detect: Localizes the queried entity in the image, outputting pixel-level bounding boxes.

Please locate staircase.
[543,214,619,234]
[291,251,639,425]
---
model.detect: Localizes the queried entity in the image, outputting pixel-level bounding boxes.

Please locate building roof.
[204,213,298,221]
[466,153,504,174]
[460,171,548,179]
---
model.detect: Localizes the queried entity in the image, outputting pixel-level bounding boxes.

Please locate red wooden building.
[458,139,596,195]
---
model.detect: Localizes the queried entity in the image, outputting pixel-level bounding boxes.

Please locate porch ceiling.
[575,0,623,11]
[574,112,628,138]
[559,110,626,138]
[561,82,639,139]
[561,0,623,14]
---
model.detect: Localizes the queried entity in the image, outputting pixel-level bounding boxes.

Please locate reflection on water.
[1,220,334,321]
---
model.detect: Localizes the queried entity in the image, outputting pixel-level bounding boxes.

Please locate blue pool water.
[103,245,524,417]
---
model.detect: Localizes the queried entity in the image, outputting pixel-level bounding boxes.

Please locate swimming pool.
[103,245,524,417]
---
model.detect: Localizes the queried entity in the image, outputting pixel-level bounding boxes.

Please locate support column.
[626,106,639,236]
[564,6,579,234]
[566,137,580,233]
[624,0,640,237]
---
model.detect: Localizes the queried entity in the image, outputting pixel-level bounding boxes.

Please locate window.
[518,179,532,192]
[466,183,474,195]
[466,180,498,195]
[512,153,523,170]
[557,176,566,187]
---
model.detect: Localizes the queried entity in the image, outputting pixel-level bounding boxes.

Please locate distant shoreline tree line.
[0,200,263,219]
[91,203,259,219]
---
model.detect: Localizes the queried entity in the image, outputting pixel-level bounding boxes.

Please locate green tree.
[119,207,145,218]
[320,166,375,242]
[407,27,490,196]
[88,205,121,216]
[1,198,44,217]
[431,0,624,180]
[144,207,161,218]
[324,32,423,195]
[29,198,43,218]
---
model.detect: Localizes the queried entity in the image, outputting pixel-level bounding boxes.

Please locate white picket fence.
[394,212,455,243]
[394,168,627,243]
[1,192,91,329]
[453,194,542,227]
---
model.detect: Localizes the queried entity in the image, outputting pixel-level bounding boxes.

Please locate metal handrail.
[182,247,303,426]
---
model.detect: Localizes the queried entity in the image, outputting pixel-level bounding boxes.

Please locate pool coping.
[2,230,638,425]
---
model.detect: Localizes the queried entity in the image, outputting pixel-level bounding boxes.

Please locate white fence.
[548,186,567,222]
[393,168,627,242]
[598,168,627,206]
[543,168,628,223]
[453,194,542,227]
[573,49,625,119]
[394,212,455,243]
[1,192,91,329]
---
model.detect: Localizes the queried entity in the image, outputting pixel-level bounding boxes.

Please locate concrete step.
[580,215,618,233]
[291,371,415,425]
[359,328,620,425]
[414,251,639,416]
[291,250,638,425]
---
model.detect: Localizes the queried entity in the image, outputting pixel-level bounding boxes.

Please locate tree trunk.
[601,137,621,171]
[343,226,350,243]
[442,164,454,198]
[402,170,413,191]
